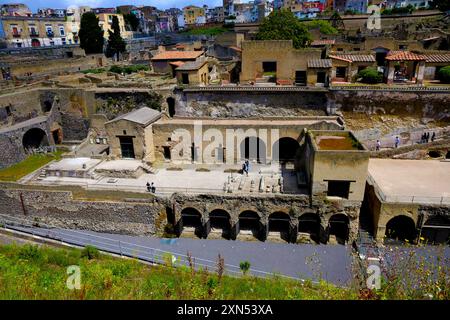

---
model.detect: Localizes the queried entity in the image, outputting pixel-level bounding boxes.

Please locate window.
[262,61,277,73]
[317,71,326,83]
[182,73,189,84]
[295,71,307,85]
[59,27,65,36]
[327,180,352,199]
[336,67,347,78]
[163,146,171,160]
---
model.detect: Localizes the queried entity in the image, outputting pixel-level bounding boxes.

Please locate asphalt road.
[5,224,353,286]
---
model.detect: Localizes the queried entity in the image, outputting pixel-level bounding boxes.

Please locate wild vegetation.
[438,65,450,83]
[0,243,448,300]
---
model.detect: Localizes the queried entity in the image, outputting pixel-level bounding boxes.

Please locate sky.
[0,0,236,12]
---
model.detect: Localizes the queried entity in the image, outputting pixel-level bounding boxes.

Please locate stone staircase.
[356,208,381,264]
[141,163,159,174]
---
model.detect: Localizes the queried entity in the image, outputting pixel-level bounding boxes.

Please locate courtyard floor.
[28,158,306,196]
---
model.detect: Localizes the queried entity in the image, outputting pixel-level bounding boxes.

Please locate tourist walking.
[151,182,156,193]
[245,160,250,174]
[376,140,381,151]
[146,182,151,192]
[394,136,400,148]
[426,132,430,143]
[431,132,436,142]
[421,133,425,144]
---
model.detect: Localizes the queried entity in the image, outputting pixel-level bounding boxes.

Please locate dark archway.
[238,210,261,239]
[272,137,300,162]
[167,97,175,117]
[31,39,40,47]
[181,207,203,238]
[421,216,450,245]
[209,209,231,239]
[329,214,350,244]
[22,128,48,151]
[268,211,291,242]
[298,213,321,242]
[42,100,52,112]
[385,215,417,244]
[240,137,266,163]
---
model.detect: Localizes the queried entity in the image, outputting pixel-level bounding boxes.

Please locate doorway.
[119,136,135,159]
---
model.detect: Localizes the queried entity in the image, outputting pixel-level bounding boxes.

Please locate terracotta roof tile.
[331,54,376,62]
[424,53,450,63]
[151,51,204,61]
[169,61,185,67]
[385,51,426,61]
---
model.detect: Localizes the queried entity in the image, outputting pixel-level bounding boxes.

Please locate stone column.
[260,216,268,242]
[231,218,239,240]
[387,62,395,84]
[290,220,299,244]
[203,216,211,239]
[319,218,329,244]
[416,61,425,84]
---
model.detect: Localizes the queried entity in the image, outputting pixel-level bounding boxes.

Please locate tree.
[304,20,338,35]
[329,11,345,30]
[124,13,140,31]
[78,12,104,54]
[357,67,383,84]
[430,0,450,12]
[438,66,450,83]
[106,16,126,61]
[255,9,311,49]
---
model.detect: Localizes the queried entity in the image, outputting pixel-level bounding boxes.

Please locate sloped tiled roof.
[169,61,185,67]
[311,39,336,46]
[424,53,450,63]
[176,60,207,71]
[331,54,376,62]
[308,59,332,68]
[151,51,204,61]
[386,51,426,61]
[106,107,161,126]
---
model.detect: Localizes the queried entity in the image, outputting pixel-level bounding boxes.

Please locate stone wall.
[0,186,168,236]
[176,90,330,118]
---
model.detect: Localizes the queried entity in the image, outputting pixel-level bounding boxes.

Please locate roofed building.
[175,59,209,86]
[151,50,205,75]
[105,107,161,162]
[329,54,376,83]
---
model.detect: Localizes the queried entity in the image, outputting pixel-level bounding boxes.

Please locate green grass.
[0,243,357,300]
[0,150,63,181]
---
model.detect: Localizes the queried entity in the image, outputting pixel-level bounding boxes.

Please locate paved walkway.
[4,224,353,286]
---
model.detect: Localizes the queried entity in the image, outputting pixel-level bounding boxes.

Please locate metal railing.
[0,213,306,282]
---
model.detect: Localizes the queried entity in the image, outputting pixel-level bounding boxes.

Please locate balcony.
[30,31,39,37]
[12,32,21,38]
[46,31,54,38]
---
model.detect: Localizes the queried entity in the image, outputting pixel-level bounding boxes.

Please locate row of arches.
[178,207,350,244]
[385,215,450,245]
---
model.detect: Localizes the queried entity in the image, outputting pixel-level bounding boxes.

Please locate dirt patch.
[316,135,359,150]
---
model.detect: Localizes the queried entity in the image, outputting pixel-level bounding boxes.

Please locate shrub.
[109,65,149,75]
[438,66,450,83]
[81,245,100,260]
[239,261,251,275]
[18,245,42,262]
[357,67,382,84]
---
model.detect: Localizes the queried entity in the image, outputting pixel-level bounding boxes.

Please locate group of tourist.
[375,131,437,151]
[420,132,436,144]
[146,182,156,193]
[242,160,250,176]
